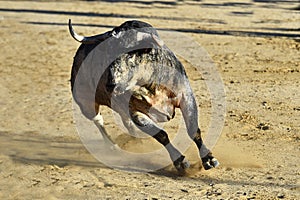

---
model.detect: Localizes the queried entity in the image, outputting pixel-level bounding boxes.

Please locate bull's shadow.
[0,131,180,173]
[0,131,106,168]
[2,132,297,191]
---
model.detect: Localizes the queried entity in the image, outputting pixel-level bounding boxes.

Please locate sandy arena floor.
[0,0,299,199]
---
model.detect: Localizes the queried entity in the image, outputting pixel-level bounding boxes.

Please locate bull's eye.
[112,30,122,38]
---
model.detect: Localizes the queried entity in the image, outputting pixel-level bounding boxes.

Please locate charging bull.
[69,19,219,171]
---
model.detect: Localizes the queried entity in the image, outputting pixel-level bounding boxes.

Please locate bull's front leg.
[130,111,190,172]
[180,92,219,170]
[193,128,219,170]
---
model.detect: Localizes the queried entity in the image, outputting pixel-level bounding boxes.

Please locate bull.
[69,19,219,171]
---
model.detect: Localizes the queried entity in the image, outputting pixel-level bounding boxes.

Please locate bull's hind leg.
[130,111,190,172]
[76,99,115,145]
[92,106,116,145]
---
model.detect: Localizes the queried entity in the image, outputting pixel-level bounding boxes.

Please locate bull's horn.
[68,19,110,44]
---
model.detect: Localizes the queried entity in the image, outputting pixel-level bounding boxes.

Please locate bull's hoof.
[174,156,190,172]
[202,157,219,170]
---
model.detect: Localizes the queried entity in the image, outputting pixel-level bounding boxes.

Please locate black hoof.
[202,154,219,170]
[173,156,190,172]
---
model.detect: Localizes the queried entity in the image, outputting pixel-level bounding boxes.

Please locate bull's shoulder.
[110,48,184,74]
[108,48,187,95]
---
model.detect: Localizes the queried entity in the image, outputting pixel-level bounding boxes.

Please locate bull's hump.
[112,20,158,39]
[116,20,153,31]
